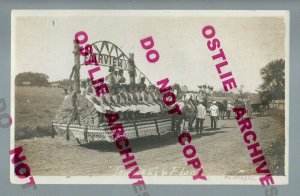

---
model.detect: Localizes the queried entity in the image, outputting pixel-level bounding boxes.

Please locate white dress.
[102,94,115,112]
[136,93,149,114]
[147,92,161,113]
[111,95,123,112]
[118,93,129,112]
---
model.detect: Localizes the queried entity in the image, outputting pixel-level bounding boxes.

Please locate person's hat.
[108,66,115,72]
[213,101,216,104]
[129,53,134,59]
[173,83,180,89]
[148,85,155,89]
[184,94,190,101]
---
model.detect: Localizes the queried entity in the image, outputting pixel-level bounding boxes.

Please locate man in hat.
[139,77,147,90]
[197,85,204,100]
[209,101,219,129]
[117,69,126,85]
[127,53,136,85]
[85,78,94,95]
[80,81,87,97]
[226,100,233,119]
[195,99,206,135]
[105,66,117,88]
[63,88,71,101]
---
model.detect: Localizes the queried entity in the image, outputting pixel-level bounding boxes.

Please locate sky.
[13,11,287,93]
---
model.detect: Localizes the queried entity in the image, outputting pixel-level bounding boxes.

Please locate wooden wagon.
[52,40,177,144]
[52,116,174,145]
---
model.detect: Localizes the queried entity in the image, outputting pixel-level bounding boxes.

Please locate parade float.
[51,40,175,145]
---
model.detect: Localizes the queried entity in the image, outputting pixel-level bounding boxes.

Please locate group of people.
[63,64,250,132]
[194,100,234,133]
[76,78,173,120]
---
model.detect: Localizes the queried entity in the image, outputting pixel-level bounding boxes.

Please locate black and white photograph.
[10,10,288,185]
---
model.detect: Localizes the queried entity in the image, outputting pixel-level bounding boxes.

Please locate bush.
[264,108,285,175]
[15,126,55,140]
[269,108,285,125]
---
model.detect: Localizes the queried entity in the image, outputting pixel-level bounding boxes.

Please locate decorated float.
[51,40,175,145]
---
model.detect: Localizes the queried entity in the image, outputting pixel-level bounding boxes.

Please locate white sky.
[13,11,287,92]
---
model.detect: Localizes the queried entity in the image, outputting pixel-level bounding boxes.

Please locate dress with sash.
[118,92,129,112]
[136,92,149,113]
[102,94,115,112]
[111,94,124,112]
[147,92,161,113]
[128,92,138,112]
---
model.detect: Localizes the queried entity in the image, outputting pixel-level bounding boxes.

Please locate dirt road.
[15,114,284,176]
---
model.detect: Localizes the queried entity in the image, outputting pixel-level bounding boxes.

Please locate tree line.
[15,59,285,104]
[257,59,285,104]
[15,72,50,86]
[15,72,73,88]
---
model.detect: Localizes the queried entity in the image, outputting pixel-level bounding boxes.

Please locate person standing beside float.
[209,101,219,129]
[226,101,233,119]
[195,100,206,134]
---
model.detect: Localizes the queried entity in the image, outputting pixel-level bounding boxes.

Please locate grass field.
[15,86,64,140]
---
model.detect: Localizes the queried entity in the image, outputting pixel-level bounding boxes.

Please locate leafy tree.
[257,59,285,103]
[15,72,50,86]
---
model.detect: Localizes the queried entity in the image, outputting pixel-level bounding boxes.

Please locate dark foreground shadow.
[83,132,178,152]
[255,114,272,117]
[82,128,227,152]
[220,125,237,128]
[191,130,226,140]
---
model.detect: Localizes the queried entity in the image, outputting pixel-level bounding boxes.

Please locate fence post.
[51,122,54,139]
[154,119,160,136]
[134,122,139,138]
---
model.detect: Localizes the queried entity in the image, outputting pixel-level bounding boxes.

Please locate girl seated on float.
[145,87,161,116]
[152,87,169,116]
[136,86,152,118]
[118,85,130,112]
[132,85,143,118]
[119,85,134,120]
[114,86,130,120]
[127,84,139,119]
[100,89,115,113]
[110,87,124,114]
